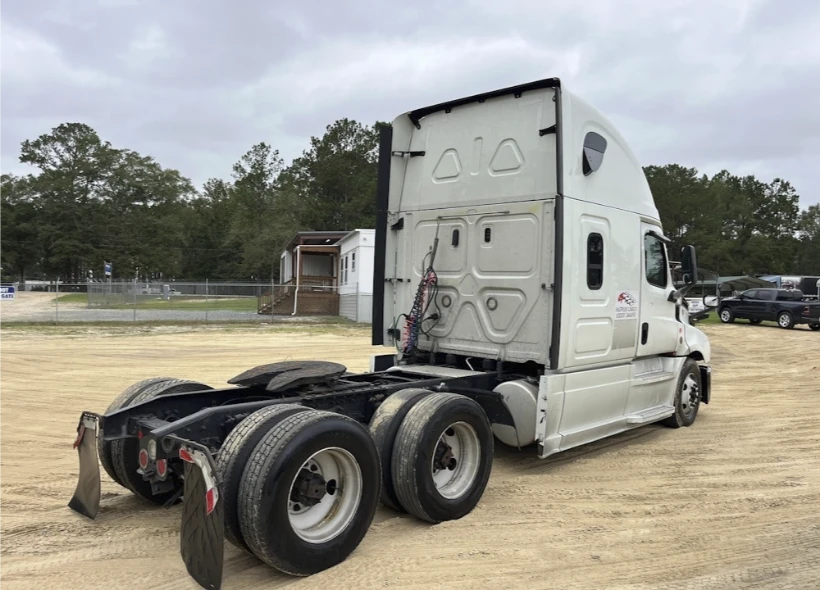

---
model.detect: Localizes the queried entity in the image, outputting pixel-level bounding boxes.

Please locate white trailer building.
[338,229,375,323]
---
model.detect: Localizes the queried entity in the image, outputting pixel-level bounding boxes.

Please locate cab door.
[735,290,757,319]
[761,290,779,320]
[637,226,679,357]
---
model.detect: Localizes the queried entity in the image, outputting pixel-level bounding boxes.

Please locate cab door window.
[644,234,668,288]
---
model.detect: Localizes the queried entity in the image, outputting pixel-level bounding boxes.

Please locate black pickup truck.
[718,289,820,330]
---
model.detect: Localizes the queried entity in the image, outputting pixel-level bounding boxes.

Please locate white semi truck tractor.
[68,78,714,590]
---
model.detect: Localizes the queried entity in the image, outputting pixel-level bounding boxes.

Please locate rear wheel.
[777,311,795,329]
[810,323,820,331]
[99,377,175,486]
[391,392,493,524]
[111,379,213,504]
[238,410,380,576]
[216,403,310,552]
[719,308,734,323]
[368,388,432,511]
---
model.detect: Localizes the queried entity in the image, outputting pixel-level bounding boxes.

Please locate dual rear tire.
[368,390,494,523]
[102,379,494,577]
[100,377,213,505]
[217,389,494,576]
[217,406,381,576]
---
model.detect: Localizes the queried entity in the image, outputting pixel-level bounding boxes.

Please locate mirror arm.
[668,283,695,302]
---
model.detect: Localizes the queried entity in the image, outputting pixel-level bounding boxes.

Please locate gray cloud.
[2,0,818,207]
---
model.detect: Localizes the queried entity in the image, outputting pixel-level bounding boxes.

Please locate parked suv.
[718,288,820,330]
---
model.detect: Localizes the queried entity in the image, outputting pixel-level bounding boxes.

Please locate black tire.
[392,392,493,524]
[112,379,213,504]
[777,311,795,329]
[238,410,380,576]
[662,359,701,428]
[718,307,734,323]
[748,319,762,325]
[99,377,175,486]
[368,388,432,512]
[216,403,310,552]
[810,323,820,331]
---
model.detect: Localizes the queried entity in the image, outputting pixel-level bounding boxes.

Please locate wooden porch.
[259,233,345,316]
[257,275,339,315]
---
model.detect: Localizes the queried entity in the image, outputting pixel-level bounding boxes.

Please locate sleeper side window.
[587,233,604,290]
[644,234,668,289]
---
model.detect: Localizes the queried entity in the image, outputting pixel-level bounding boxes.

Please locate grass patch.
[54,293,87,305]
[692,312,721,325]
[56,293,258,312]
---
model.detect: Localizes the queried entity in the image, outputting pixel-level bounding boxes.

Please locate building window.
[587,233,603,290]
[343,255,348,285]
[644,233,668,289]
[352,252,356,272]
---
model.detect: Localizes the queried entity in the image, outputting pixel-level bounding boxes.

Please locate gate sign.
[1,286,16,300]
[104,262,112,277]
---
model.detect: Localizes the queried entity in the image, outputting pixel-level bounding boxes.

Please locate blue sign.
[104,262,112,277]
[1,285,16,300]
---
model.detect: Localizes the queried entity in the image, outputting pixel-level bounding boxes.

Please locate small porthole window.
[587,233,604,290]
[452,229,460,247]
[484,227,492,243]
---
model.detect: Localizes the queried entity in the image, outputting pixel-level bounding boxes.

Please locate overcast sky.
[2,0,818,207]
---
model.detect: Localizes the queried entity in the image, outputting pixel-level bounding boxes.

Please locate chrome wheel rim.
[431,421,481,500]
[680,374,699,417]
[779,314,790,327]
[720,310,731,322]
[287,447,362,544]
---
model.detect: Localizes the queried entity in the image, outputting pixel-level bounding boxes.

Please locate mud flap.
[68,412,102,519]
[179,442,225,590]
[699,365,711,405]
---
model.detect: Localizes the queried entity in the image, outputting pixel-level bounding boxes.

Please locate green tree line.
[2,122,818,281]
[1,120,384,281]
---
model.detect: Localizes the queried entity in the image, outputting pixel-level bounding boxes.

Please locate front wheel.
[777,311,795,329]
[810,323,820,331]
[719,308,734,323]
[662,359,701,429]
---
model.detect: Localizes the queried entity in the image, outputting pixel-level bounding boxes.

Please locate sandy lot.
[1,321,819,590]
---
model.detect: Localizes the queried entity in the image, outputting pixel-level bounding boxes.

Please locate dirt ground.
[0,291,62,320]
[1,319,819,590]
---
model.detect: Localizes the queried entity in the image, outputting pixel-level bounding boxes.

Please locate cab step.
[625,405,675,424]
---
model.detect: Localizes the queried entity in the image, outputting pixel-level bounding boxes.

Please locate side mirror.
[680,245,698,285]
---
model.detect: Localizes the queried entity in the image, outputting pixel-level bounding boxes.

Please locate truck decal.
[615,291,639,320]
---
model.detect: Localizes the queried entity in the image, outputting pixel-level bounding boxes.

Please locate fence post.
[205,278,209,322]
[133,278,137,322]
[55,277,59,324]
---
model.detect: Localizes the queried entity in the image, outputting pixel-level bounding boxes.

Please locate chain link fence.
[2,280,363,324]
